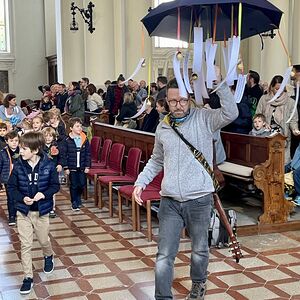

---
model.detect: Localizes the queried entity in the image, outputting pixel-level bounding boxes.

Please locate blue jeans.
[285,163,300,195]
[69,170,86,208]
[293,167,300,195]
[155,195,212,300]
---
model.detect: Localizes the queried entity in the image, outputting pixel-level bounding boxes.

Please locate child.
[156,98,168,121]
[249,113,270,137]
[47,108,66,142]
[40,95,53,112]
[0,130,20,225]
[0,122,7,150]
[7,131,60,295]
[42,127,63,218]
[41,96,52,111]
[62,117,90,211]
[32,115,44,132]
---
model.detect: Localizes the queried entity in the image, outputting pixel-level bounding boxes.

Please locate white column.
[59,0,85,84]
[292,0,300,64]
[55,0,63,82]
[125,0,152,83]
[84,0,115,87]
[113,0,127,79]
[260,0,290,83]
[247,36,262,75]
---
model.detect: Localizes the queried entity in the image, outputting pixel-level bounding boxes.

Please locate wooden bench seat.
[218,161,253,181]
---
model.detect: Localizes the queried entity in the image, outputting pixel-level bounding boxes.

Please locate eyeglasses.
[168,99,189,107]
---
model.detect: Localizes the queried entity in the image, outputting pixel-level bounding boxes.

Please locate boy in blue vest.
[0,130,20,225]
[62,117,91,211]
[7,131,60,295]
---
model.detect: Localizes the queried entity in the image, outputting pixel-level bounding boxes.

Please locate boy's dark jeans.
[69,169,86,208]
[5,184,16,219]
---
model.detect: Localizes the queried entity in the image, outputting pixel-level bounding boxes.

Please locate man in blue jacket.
[7,131,60,295]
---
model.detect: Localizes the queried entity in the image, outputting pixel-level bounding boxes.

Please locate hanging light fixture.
[70,1,95,34]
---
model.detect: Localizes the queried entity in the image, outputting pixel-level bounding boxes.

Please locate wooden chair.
[84,139,112,200]
[87,143,125,206]
[91,138,112,169]
[90,136,102,163]
[98,147,142,216]
[118,171,163,241]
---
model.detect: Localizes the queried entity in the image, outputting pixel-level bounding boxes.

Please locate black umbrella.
[141,0,283,41]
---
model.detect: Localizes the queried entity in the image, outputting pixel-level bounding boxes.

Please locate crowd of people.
[1,66,300,298]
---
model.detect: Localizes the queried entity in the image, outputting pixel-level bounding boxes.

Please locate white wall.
[125,0,152,82]
[59,0,85,84]
[44,0,56,57]
[10,0,47,100]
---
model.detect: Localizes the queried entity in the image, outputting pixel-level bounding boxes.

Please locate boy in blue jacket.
[62,117,91,211]
[0,130,20,225]
[7,131,60,295]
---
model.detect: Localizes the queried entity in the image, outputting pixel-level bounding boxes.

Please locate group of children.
[0,108,91,294]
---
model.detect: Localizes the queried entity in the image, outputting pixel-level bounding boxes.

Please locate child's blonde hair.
[123,92,134,104]
[32,115,44,124]
[42,126,57,139]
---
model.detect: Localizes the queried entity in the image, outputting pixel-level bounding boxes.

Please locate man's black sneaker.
[186,281,207,300]
[20,277,33,295]
[8,217,16,226]
[49,210,56,218]
[44,255,54,274]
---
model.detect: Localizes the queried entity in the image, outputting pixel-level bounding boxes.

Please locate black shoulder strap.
[171,123,220,192]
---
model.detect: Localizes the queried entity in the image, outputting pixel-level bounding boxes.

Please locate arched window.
[154,0,188,48]
[0,0,10,53]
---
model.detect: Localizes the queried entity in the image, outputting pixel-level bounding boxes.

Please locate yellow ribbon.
[238,3,242,37]
[148,59,151,97]
[231,5,234,37]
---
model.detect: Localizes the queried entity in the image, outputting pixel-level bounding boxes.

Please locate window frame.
[0,0,10,53]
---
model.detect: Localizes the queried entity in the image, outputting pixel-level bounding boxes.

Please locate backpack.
[208,208,237,248]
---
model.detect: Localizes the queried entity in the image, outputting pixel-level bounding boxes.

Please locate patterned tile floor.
[0,186,300,300]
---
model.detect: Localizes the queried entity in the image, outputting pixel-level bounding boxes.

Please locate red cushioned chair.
[91,138,112,169]
[98,147,142,216]
[84,138,112,200]
[118,171,163,241]
[90,136,102,163]
[87,143,125,205]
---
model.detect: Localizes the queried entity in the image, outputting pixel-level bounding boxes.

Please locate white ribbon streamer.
[234,74,247,103]
[268,66,293,103]
[210,59,241,94]
[183,50,193,94]
[128,97,148,119]
[205,38,218,89]
[286,82,300,123]
[120,58,145,84]
[193,27,204,104]
[173,52,188,98]
[199,69,209,99]
[226,36,240,86]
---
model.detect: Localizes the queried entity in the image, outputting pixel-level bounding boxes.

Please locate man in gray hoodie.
[133,78,238,300]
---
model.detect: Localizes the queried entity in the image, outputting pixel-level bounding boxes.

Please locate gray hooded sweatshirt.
[134,84,239,202]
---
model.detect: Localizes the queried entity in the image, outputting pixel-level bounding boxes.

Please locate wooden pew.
[219,132,294,225]
[93,122,299,235]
